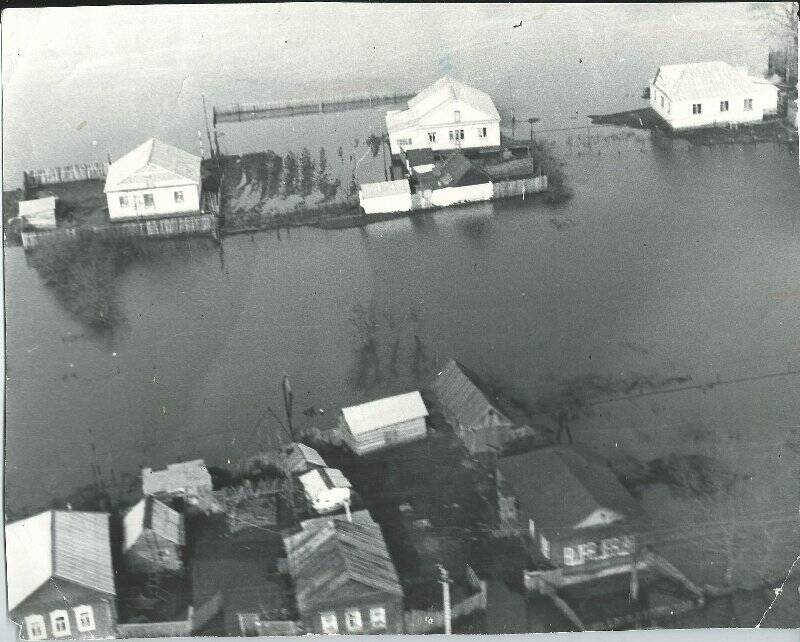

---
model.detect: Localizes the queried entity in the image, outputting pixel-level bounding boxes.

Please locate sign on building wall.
[563,535,634,566]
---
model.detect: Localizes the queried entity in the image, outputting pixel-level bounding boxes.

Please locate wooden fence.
[492,175,548,199]
[116,592,222,639]
[20,213,218,249]
[403,566,487,634]
[24,162,109,188]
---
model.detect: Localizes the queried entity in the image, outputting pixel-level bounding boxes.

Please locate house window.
[528,518,536,539]
[744,98,753,111]
[320,612,338,634]
[563,546,581,566]
[119,195,129,208]
[720,100,729,112]
[50,610,70,637]
[660,96,664,108]
[24,615,46,640]
[540,535,551,559]
[369,606,387,630]
[344,608,363,632]
[143,193,155,208]
[454,110,461,122]
[174,190,184,204]
[692,103,702,115]
[448,130,465,142]
[478,127,487,138]
[428,132,436,143]
[74,605,95,632]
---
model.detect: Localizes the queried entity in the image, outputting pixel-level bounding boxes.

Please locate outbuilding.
[358,179,412,215]
[298,467,353,514]
[123,496,186,575]
[649,61,779,129]
[18,195,58,230]
[339,391,429,455]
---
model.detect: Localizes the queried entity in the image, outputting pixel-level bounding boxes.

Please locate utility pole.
[437,564,452,635]
[282,375,294,441]
[201,93,215,160]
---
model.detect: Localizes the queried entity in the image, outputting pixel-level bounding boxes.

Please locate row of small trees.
[244,146,360,202]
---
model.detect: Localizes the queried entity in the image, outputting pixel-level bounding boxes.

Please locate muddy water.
[4,2,800,622]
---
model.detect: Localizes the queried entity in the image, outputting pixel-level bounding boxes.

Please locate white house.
[358,179,413,215]
[18,195,57,229]
[339,391,429,455]
[650,61,779,129]
[386,76,501,156]
[298,467,352,514]
[104,138,202,220]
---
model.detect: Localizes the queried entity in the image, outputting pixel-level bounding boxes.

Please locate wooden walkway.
[214,91,416,124]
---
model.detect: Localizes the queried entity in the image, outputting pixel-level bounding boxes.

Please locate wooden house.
[104,138,201,220]
[282,511,404,634]
[123,496,185,575]
[429,359,548,456]
[649,61,779,129]
[142,459,213,499]
[496,446,646,573]
[285,442,327,475]
[298,467,352,514]
[386,76,501,155]
[6,510,117,640]
[339,391,429,455]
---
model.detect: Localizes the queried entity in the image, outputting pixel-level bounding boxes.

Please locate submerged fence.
[214,91,416,124]
[24,162,109,189]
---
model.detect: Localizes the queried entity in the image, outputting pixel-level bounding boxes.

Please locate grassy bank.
[28,231,145,330]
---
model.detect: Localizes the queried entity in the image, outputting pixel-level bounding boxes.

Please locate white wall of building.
[650,82,779,129]
[389,122,500,155]
[359,190,413,215]
[107,184,200,220]
[428,182,494,208]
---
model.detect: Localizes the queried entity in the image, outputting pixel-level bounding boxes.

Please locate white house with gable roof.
[650,61,779,129]
[386,76,501,155]
[104,138,202,220]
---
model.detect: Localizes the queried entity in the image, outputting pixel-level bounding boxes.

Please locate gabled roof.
[430,359,513,429]
[299,509,375,531]
[417,153,492,191]
[653,61,760,101]
[404,147,435,167]
[6,511,115,611]
[387,76,500,131]
[142,459,213,496]
[285,443,326,474]
[299,467,352,500]
[104,138,201,192]
[497,446,644,538]
[282,515,402,612]
[123,496,185,551]
[341,391,429,435]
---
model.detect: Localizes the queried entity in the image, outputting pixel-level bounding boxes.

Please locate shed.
[123,496,185,574]
[18,195,57,230]
[298,467,352,514]
[142,459,213,498]
[285,443,327,475]
[358,179,413,215]
[339,391,429,455]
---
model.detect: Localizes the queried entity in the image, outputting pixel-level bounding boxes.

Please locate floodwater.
[4,2,800,628]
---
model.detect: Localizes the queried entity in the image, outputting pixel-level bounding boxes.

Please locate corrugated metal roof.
[6,510,115,611]
[142,459,213,496]
[654,61,760,101]
[104,138,201,192]
[359,179,411,199]
[497,447,644,538]
[285,443,327,474]
[283,517,402,612]
[387,76,500,132]
[341,391,428,435]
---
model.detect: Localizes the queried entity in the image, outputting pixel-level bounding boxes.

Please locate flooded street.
[4,2,800,629]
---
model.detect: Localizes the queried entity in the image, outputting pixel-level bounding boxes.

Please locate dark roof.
[283,517,403,612]
[285,443,326,474]
[435,153,492,188]
[213,484,279,535]
[497,446,644,538]
[404,147,435,167]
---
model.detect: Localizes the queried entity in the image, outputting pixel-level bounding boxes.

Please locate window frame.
[119,195,129,208]
[344,608,363,632]
[720,100,729,112]
[454,110,461,122]
[692,103,702,115]
[540,534,551,559]
[25,615,46,641]
[142,193,155,208]
[428,132,436,143]
[563,545,581,566]
[744,98,753,111]
[319,611,338,634]
[173,190,184,204]
[74,605,95,633]
[369,606,387,630]
[478,126,487,138]
[50,610,71,638]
